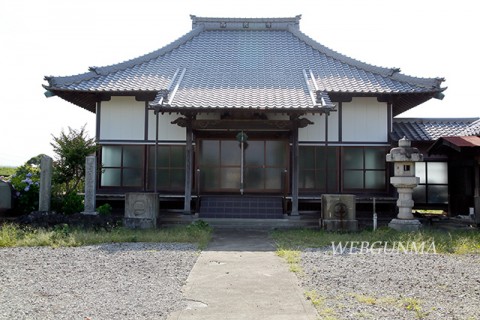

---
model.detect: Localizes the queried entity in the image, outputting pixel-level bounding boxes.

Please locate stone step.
[198,196,284,219]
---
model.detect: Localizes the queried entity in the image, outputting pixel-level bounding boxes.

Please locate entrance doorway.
[197,136,289,194]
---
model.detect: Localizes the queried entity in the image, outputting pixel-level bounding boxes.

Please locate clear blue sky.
[0,0,478,166]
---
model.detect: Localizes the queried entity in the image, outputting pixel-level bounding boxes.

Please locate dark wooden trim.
[184,119,193,213]
[338,102,343,142]
[174,119,312,130]
[144,102,149,141]
[291,126,299,215]
[96,101,101,141]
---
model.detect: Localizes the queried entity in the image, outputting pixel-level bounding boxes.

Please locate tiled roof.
[392,118,480,141]
[44,16,445,113]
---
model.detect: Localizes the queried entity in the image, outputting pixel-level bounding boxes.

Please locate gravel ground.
[2,242,479,320]
[301,248,480,319]
[0,243,199,319]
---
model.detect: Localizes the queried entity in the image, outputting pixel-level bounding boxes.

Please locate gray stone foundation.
[124,193,159,229]
[388,218,422,231]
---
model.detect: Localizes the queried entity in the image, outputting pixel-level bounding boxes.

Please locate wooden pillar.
[291,126,299,216]
[183,119,193,214]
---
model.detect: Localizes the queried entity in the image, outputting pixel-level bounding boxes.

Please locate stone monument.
[39,155,53,212]
[82,155,98,215]
[0,180,12,214]
[386,137,423,231]
[321,194,358,231]
[124,193,159,229]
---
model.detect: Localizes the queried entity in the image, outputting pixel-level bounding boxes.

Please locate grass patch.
[402,297,430,319]
[276,248,302,273]
[0,222,212,249]
[271,227,480,254]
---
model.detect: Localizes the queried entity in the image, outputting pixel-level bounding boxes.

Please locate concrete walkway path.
[168,229,318,320]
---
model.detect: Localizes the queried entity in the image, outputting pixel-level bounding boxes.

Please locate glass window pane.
[245,141,264,167]
[427,162,448,184]
[220,168,240,189]
[245,167,264,190]
[316,148,327,170]
[102,146,122,167]
[344,148,363,169]
[201,167,219,189]
[155,168,170,188]
[170,169,185,189]
[300,170,316,189]
[266,141,286,167]
[265,168,282,190]
[428,185,449,204]
[201,140,220,166]
[327,147,337,169]
[365,148,385,170]
[123,146,143,167]
[415,162,426,184]
[156,147,170,167]
[316,170,326,190]
[101,168,121,186]
[221,140,241,166]
[365,171,385,189]
[413,185,427,203]
[123,168,142,187]
[171,146,186,167]
[299,147,315,170]
[344,171,363,189]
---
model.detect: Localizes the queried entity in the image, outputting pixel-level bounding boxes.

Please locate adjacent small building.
[44,15,466,221]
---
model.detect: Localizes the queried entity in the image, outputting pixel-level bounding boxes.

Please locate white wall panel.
[342,97,388,142]
[148,112,186,141]
[299,112,339,142]
[99,97,145,140]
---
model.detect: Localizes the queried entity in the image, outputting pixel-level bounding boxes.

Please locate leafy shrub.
[63,192,84,215]
[97,203,112,216]
[9,163,41,213]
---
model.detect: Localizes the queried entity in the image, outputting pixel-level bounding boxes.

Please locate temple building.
[44,15,478,223]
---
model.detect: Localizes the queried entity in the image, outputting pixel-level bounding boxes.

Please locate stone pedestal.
[39,155,53,212]
[322,219,358,231]
[82,156,98,215]
[388,218,422,231]
[321,194,358,231]
[124,193,159,229]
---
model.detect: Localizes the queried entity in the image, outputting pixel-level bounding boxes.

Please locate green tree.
[51,125,98,194]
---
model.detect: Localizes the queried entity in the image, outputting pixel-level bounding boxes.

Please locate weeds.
[276,249,302,273]
[271,227,480,254]
[0,222,212,249]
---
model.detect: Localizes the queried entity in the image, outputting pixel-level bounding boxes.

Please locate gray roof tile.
[392,118,480,141]
[44,16,445,113]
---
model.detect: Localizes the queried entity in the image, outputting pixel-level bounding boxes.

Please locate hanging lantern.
[236,131,248,143]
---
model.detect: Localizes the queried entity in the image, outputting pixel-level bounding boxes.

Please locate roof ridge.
[191,15,301,29]
[288,26,444,90]
[44,25,205,88]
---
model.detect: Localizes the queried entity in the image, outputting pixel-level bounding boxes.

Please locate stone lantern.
[386,137,423,231]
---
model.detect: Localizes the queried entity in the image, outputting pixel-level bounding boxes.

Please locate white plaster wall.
[299,112,339,142]
[99,97,145,140]
[147,112,186,141]
[342,97,388,142]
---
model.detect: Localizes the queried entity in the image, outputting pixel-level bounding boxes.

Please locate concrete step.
[199,196,284,219]
[158,213,319,229]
